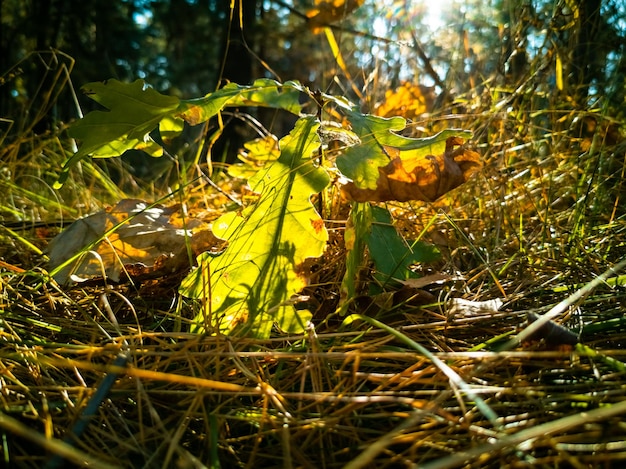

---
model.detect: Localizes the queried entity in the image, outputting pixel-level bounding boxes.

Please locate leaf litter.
[47,198,217,284]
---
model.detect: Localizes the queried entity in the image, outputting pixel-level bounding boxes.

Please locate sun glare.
[422,0,455,31]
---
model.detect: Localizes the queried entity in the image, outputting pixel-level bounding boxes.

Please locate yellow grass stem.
[0,225,46,258]
[421,398,626,469]
[502,257,626,350]
[0,412,118,469]
[345,316,501,425]
[323,27,363,101]
[33,355,257,393]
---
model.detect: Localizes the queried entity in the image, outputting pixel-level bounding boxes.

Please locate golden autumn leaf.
[306,0,364,33]
[375,81,435,120]
[341,136,481,203]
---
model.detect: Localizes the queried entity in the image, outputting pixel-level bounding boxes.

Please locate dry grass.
[1,269,626,468]
[2,51,626,469]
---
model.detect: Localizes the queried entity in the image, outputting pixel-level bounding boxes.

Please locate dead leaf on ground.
[342,136,482,203]
[47,199,218,284]
[447,298,504,319]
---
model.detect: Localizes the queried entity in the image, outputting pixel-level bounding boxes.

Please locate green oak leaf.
[179,78,303,125]
[56,78,304,188]
[55,79,181,188]
[180,116,329,337]
[337,111,472,190]
[159,115,185,143]
[228,135,280,179]
[368,205,440,286]
[340,203,440,305]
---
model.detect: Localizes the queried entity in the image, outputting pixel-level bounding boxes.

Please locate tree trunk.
[573,0,604,99]
[210,0,259,163]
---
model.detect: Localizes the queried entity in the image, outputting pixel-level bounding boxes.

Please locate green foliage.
[227,135,280,179]
[179,78,303,125]
[59,77,474,338]
[341,202,370,302]
[179,117,329,336]
[56,78,304,188]
[57,79,180,188]
[340,203,439,303]
[336,113,471,190]
[367,205,439,287]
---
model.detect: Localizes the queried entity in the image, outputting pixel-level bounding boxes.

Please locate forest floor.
[2,80,626,469]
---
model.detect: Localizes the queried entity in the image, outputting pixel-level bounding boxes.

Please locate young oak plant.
[57,78,480,338]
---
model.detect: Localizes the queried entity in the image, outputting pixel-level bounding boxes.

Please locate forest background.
[2,0,626,468]
[4,0,624,150]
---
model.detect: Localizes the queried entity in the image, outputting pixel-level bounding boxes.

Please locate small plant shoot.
[58,78,479,337]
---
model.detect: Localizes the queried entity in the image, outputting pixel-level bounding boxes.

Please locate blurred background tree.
[1,0,624,157]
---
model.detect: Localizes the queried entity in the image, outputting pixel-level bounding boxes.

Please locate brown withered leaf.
[342,136,481,203]
[47,199,218,284]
